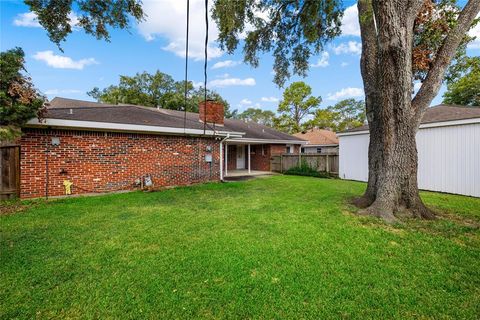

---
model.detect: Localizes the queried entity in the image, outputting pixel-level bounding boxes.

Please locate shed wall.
[339,122,480,197]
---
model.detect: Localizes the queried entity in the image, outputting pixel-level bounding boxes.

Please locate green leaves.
[87,70,237,117]
[443,58,480,106]
[213,0,343,87]
[306,99,366,132]
[236,108,276,126]
[25,0,145,50]
[277,81,321,133]
[0,47,46,141]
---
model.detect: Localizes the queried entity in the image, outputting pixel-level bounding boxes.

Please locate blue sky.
[1,0,479,114]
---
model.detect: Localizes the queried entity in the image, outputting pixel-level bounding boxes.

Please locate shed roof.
[341,104,480,133]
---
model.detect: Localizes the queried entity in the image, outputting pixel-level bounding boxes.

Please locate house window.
[316,147,322,154]
[301,147,305,153]
[261,145,265,156]
[286,145,293,154]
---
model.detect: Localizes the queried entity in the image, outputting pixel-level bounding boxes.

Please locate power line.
[183,0,190,133]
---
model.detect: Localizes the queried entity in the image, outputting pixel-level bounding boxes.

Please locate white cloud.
[327,87,364,101]
[33,51,98,70]
[341,5,360,37]
[311,52,329,68]
[13,12,41,27]
[239,98,252,106]
[468,13,480,49]
[212,60,241,69]
[209,77,256,87]
[341,62,349,67]
[137,0,222,60]
[331,41,362,55]
[14,11,79,28]
[261,96,279,103]
[44,89,82,95]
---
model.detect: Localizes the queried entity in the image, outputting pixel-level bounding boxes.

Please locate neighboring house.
[293,128,339,154]
[19,97,305,199]
[338,104,480,197]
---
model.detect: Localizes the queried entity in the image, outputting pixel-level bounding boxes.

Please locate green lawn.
[1,176,479,319]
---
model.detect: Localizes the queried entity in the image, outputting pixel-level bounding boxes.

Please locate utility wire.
[203,0,208,135]
[183,0,190,133]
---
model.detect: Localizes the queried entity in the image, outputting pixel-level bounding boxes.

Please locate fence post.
[326,154,330,173]
[280,154,283,173]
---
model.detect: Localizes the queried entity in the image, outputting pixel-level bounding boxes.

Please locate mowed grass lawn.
[1,176,479,319]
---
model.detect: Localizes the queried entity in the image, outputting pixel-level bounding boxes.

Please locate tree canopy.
[24,0,144,49]
[236,108,276,127]
[0,47,45,141]
[306,99,366,132]
[88,71,237,118]
[442,57,480,106]
[276,81,321,133]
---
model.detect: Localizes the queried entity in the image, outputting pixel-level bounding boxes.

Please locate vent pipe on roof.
[69,108,73,115]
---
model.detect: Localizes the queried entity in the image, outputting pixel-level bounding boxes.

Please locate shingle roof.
[341,104,480,133]
[293,128,338,145]
[46,97,302,141]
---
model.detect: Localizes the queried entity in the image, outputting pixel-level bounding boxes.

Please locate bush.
[284,160,333,178]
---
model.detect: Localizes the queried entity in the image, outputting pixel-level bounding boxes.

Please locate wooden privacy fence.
[270,153,339,175]
[1,144,20,200]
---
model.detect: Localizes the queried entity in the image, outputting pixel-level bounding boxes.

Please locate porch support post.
[248,144,251,174]
[225,143,228,177]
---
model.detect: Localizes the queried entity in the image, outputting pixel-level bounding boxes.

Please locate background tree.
[24,0,144,49]
[442,57,480,106]
[277,81,321,133]
[306,99,366,132]
[236,108,276,126]
[0,48,45,141]
[88,71,237,117]
[213,0,480,221]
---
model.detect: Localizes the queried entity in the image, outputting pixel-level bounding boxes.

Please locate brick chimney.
[199,100,224,125]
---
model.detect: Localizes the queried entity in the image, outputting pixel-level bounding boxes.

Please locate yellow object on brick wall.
[63,180,73,195]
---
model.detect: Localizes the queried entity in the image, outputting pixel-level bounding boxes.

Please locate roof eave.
[25,118,245,138]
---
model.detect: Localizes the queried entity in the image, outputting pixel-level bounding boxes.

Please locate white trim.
[26,118,244,137]
[248,144,251,174]
[227,138,307,144]
[337,118,480,137]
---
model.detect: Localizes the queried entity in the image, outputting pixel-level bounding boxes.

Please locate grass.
[1,176,479,319]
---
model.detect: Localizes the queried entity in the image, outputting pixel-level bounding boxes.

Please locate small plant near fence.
[284,160,334,178]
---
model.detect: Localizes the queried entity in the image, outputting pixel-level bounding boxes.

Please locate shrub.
[284,160,333,178]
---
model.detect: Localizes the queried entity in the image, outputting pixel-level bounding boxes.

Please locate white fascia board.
[227,137,307,144]
[26,118,245,137]
[337,118,480,137]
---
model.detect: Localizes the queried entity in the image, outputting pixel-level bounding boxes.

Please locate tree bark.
[355,0,480,222]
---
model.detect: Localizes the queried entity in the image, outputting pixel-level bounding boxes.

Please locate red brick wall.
[223,144,300,172]
[20,129,220,199]
[249,145,270,171]
[199,100,224,125]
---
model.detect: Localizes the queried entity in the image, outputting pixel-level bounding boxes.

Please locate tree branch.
[412,0,480,118]
[357,0,379,120]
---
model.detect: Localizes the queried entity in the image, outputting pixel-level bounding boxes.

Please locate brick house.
[19,97,305,199]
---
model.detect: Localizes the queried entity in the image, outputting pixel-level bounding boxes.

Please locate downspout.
[219,133,230,181]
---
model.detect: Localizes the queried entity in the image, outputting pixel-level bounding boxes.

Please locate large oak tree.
[213,0,480,221]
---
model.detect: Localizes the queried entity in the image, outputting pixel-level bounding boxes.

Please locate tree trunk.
[355,0,480,222]
[355,0,433,221]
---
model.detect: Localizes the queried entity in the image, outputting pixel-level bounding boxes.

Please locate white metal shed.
[338,105,480,197]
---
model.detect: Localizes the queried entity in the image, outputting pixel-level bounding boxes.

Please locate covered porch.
[219,139,304,179]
